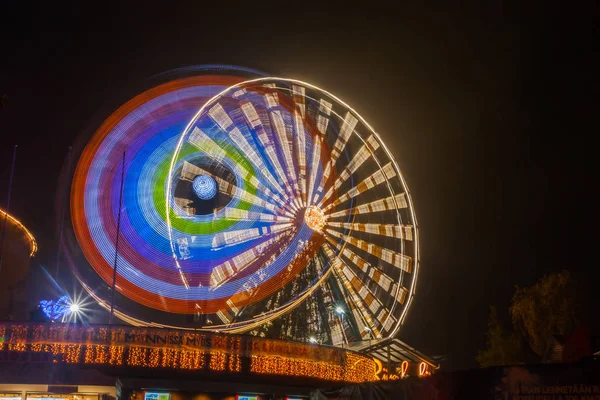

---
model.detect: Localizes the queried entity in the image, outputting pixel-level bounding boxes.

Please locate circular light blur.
[69,71,419,345]
[69,303,80,313]
[305,206,326,231]
[192,174,218,200]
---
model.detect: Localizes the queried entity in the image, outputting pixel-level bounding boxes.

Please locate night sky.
[1,2,597,369]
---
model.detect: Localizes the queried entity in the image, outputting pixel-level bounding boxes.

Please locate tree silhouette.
[477,270,582,367]
[510,270,579,357]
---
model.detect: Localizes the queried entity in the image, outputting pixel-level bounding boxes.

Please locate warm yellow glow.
[0,323,376,383]
[373,358,383,376]
[400,360,409,378]
[373,357,411,381]
[419,361,431,377]
[304,206,326,231]
[0,208,38,257]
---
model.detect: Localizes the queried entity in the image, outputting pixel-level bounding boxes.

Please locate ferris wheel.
[166,78,419,344]
[69,68,419,347]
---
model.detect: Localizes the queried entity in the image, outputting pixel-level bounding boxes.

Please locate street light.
[364,326,372,347]
[336,306,346,347]
[61,301,81,322]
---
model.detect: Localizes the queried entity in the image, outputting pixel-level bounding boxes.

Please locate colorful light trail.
[68,68,419,346]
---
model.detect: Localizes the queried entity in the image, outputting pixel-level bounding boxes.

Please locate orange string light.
[0,208,38,257]
[0,323,378,382]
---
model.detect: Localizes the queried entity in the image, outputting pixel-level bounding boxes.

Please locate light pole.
[364,326,372,348]
[335,306,346,347]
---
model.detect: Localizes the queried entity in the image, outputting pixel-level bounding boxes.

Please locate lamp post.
[335,306,346,347]
[364,326,373,347]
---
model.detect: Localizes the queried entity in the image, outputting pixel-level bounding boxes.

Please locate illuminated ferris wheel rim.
[68,67,421,342]
[166,76,421,336]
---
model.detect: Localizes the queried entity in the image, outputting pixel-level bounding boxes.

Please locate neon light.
[400,360,409,378]
[419,362,430,376]
[39,295,71,320]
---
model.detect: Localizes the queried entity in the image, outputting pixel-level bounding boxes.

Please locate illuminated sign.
[236,396,259,400]
[144,394,170,400]
[419,362,431,377]
[373,358,435,380]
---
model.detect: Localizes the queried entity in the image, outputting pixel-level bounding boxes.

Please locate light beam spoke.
[188,127,286,213]
[230,185,293,217]
[210,231,290,288]
[323,111,359,183]
[323,162,397,211]
[328,193,408,218]
[292,85,306,117]
[294,110,307,206]
[270,109,301,204]
[230,127,286,199]
[212,223,292,249]
[240,102,296,203]
[232,101,287,196]
[325,228,412,273]
[321,281,344,346]
[208,104,288,203]
[337,259,389,335]
[173,196,284,222]
[321,135,380,204]
[327,222,414,241]
[307,99,334,205]
[221,208,292,223]
[292,85,307,205]
[323,253,366,342]
[316,99,332,135]
[307,135,323,205]
[326,236,407,302]
[332,269,377,340]
[323,244,383,338]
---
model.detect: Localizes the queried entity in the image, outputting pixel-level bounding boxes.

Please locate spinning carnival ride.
[68,67,419,347]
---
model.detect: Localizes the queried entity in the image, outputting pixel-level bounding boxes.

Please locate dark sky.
[1,2,597,369]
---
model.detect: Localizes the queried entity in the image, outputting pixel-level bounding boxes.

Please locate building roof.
[349,337,440,369]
